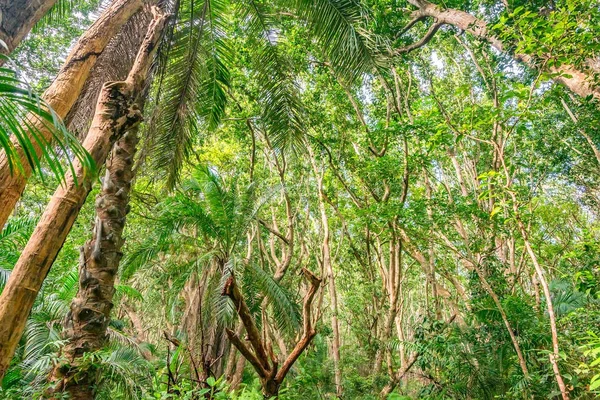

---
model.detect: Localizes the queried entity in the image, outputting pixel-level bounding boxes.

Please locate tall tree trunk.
[309,149,343,398]
[0,0,58,59]
[0,0,143,231]
[515,214,569,400]
[0,7,166,381]
[51,125,141,399]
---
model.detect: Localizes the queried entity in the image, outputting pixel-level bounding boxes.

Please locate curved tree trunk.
[0,0,143,231]
[402,0,600,102]
[0,0,58,59]
[0,7,166,382]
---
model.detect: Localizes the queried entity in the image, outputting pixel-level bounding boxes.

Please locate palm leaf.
[293,0,381,83]
[240,0,307,151]
[244,262,301,333]
[0,59,94,183]
[148,0,232,188]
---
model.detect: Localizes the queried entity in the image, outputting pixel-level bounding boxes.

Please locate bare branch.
[222,275,270,371]
[395,22,442,55]
[275,268,321,382]
[225,328,269,378]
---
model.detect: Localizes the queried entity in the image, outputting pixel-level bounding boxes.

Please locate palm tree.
[0,4,168,381]
[0,0,144,230]
[122,165,301,391]
[0,0,383,386]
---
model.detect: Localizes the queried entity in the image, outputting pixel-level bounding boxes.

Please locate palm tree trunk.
[0,0,58,59]
[51,125,141,398]
[0,8,166,381]
[0,0,143,231]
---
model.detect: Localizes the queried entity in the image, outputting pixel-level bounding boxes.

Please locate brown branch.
[275,268,321,382]
[258,219,290,245]
[395,22,442,55]
[225,328,269,378]
[222,275,270,371]
[394,12,428,39]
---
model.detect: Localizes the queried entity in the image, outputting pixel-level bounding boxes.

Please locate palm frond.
[215,259,237,325]
[107,326,145,350]
[93,343,152,400]
[115,284,144,302]
[0,59,95,183]
[0,267,10,290]
[293,0,381,83]
[0,216,35,252]
[244,262,301,334]
[121,233,175,280]
[240,0,307,151]
[55,268,79,302]
[148,0,232,188]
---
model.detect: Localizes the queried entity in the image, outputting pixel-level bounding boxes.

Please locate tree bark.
[0,0,143,231]
[52,128,143,399]
[0,0,58,59]
[402,0,600,102]
[308,146,343,398]
[223,269,321,398]
[0,6,166,382]
[515,215,570,400]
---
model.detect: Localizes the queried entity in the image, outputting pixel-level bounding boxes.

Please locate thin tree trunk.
[0,0,58,59]
[0,0,143,231]
[309,149,343,398]
[471,263,530,378]
[516,215,569,400]
[0,7,166,382]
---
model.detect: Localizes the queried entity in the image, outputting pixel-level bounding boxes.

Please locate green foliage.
[5,0,600,399]
[0,59,94,182]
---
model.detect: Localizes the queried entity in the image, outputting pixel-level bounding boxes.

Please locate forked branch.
[222,268,322,398]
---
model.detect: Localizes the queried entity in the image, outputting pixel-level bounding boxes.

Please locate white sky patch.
[430,51,445,74]
[266,28,280,45]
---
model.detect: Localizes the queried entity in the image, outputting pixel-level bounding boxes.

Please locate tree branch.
[222,274,270,371]
[275,268,321,382]
[395,22,442,55]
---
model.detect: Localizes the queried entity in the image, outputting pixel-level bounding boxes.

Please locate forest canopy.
[0,0,600,399]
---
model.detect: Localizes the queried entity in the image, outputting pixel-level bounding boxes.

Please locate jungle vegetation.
[0,0,600,398]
